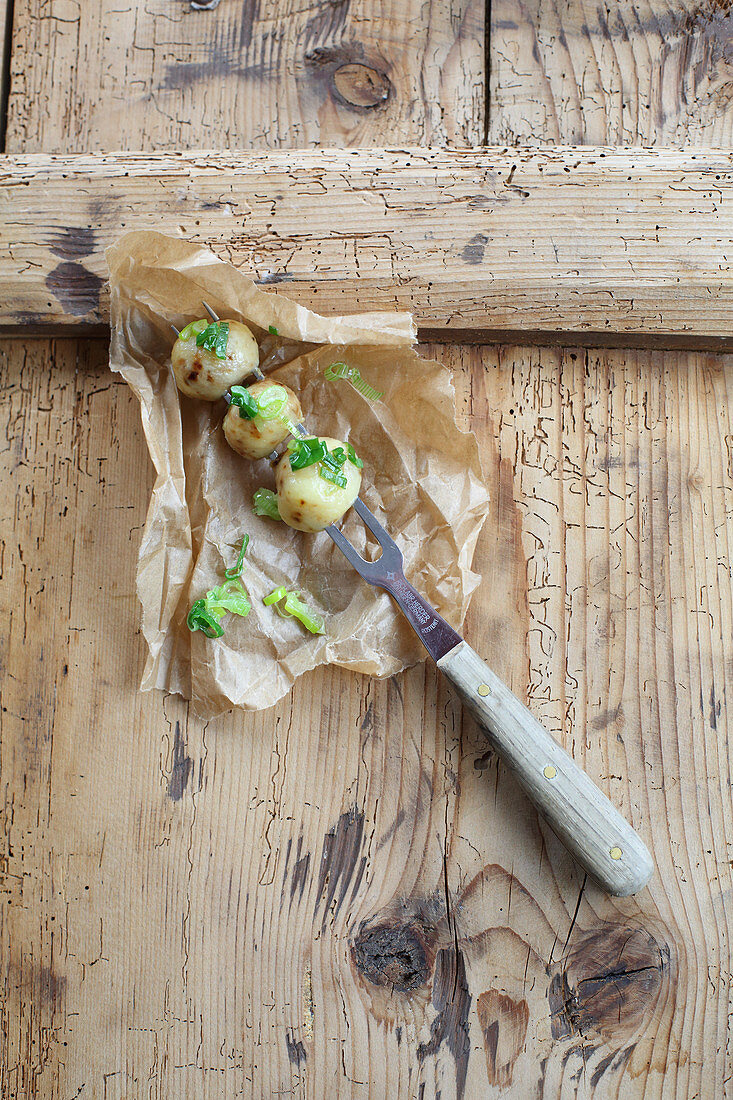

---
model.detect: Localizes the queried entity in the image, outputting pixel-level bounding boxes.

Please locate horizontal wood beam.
[1,148,731,344]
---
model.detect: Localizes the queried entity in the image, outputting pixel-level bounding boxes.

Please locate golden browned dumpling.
[171,320,259,401]
[223,381,303,460]
[275,437,362,533]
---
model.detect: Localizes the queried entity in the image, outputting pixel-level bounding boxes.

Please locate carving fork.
[328,499,653,896]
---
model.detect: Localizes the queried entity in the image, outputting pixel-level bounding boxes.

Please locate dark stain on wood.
[461,233,488,265]
[49,227,97,260]
[316,805,364,928]
[45,262,104,318]
[590,1046,633,1087]
[332,63,391,109]
[291,841,311,902]
[255,272,294,285]
[167,721,193,802]
[285,1028,307,1066]
[476,989,529,1088]
[548,925,668,1041]
[351,920,432,992]
[417,947,472,1100]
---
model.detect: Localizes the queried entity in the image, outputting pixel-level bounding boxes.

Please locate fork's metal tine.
[352,498,400,553]
[202,301,219,322]
[326,523,370,572]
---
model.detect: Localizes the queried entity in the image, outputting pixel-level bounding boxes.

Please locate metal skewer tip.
[170,323,181,337]
[202,301,219,322]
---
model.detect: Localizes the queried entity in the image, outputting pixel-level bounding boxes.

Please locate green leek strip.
[324,361,383,403]
[195,321,230,359]
[263,585,287,606]
[187,536,251,637]
[179,318,209,342]
[263,588,325,634]
[253,488,281,521]
[224,534,249,579]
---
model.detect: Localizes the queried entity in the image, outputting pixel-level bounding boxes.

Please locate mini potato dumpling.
[276,437,362,533]
[223,381,303,460]
[171,320,260,401]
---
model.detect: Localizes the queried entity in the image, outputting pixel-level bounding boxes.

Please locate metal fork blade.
[327,499,462,662]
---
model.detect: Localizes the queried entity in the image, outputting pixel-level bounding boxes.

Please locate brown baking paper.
[108,230,489,715]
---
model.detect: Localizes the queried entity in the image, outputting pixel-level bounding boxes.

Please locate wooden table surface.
[1,3,732,1098]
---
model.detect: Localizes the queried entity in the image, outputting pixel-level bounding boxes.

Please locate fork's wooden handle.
[437,641,653,896]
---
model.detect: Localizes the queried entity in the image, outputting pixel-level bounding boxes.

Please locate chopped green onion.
[187,599,225,638]
[178,318,209,342]
[187,536,251,638]
[288,437,359,487]
[255,384,288,419]
[346,442,363,468]
[253,488,281,521]
[229,385,260,420]
[195,321,230,360]
[263,585,287,606]
[268,324,279,335]
[263,588,325,634]
[324,361,383,403]
[288,437,328,470]
[319,466,347,488]
[324,362,350,380]
[229,383,296,431]
[212,577,251,617]
[224,534,249,579]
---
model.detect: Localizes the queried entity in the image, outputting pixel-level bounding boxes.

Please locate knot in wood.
[332,64,391,109]
[352,922,429,991]
[548,924,668,1041]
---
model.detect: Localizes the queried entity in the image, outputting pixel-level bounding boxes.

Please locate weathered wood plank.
[1,147,731,344]
[6,0,484,154]
[489,0,733,146]
[2,338,731,1096]
[0,0,10,150]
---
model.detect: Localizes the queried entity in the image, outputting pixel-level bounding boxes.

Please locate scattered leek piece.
[229,385,260,419]
[179,318,209,341]
[195,321,230,359]
[187,536,251,638]
[224,533,249,579]
[255,384,288,419]
[346,442,363,469]
[288,437,362,487]
[229,383,297,433]
[268,324,279,335]
[324,361,383,402]
[318,465,347,488]
[253,488,281,521]
[288,437,328,470]
[263,587,325,635]
[263,585,287,606]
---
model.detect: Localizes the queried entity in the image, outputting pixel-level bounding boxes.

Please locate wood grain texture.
[2,338,732,1097]
[489,0,733,146]
[2,147,732,341]
[5,0,484,154]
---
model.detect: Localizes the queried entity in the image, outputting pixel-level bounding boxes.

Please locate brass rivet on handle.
[543,765,557,779]
[610,846,623,860]
[477,683,491,697]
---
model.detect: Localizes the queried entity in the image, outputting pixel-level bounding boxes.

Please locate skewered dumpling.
[224,381,303,460]
[171,319,259,401]
[275,436,362,533]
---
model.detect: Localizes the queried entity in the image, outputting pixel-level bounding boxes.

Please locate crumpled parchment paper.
[108,230,489,715]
